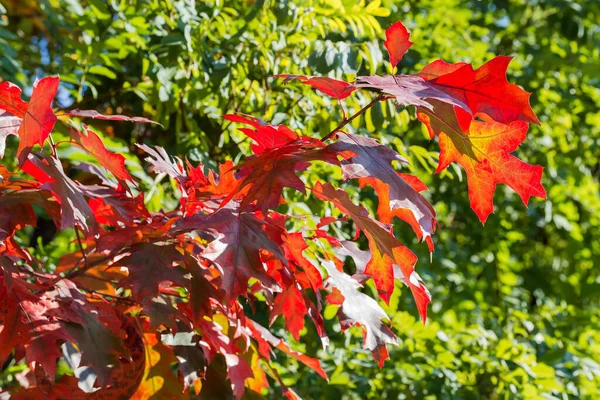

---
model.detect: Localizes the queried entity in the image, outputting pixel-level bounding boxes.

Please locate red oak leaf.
[271,285,308,341]
[328,132,436,246]
[357,74,469,111]
[421,110,546,223]
[183,160,240,214]
[65,109,160,125]
[16,77,60,165]
[282,232,324,292]
[313,182,430,318]
[0,279,71,381]
[223,114,298,155]
[117,243,188,302]
[22,153,97,235]
[0,81,29,116]
[419,59,467,80]
[175,203,286,303]
[275,75,356,100]
[384,21,413,69]
[137,144,187,188]
[71,126,133,182]
[45,280,130,387]
[82,184,150,227]
[426,56,540,125]
[224,136,337,214]
[0,202,37,259]
[321,259,397,367]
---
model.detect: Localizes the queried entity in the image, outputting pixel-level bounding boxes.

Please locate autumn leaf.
[321,259,397,368]
[46,280,130,387]
[226,138,337,214]
[384,21,413,69]
[16,77,60,165]
[70,126,133,182]
[175,203,286,303]
[137,144,187,189]
[271,285,308,341]
[0,81,29,116]
[0,281,70,380]
[426,56,540,125]
[65,109,160,125]
[22,152,97,235]
[117,243,188,302]
[328,132,436,246]
[357,74,469,112]
[0,112,21,158]
[275,75,356,100]
[421,110,546,223]
[223,113,298,155]
[130,333,185,399]
[0,202,37,259]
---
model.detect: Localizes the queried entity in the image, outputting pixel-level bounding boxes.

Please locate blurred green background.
[1,0,599,398]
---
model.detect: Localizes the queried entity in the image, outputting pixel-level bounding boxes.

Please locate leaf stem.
[47,134,58,158]
[74,226,89,270]
[321,93,384,141]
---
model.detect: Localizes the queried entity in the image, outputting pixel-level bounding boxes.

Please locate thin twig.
[321,93,385,141]
[74,226,89,270]
[47,134,58,158]
[338,99,347,120]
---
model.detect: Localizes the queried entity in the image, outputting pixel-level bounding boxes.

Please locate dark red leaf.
[275,75,356,100]
[175,204,286,303]
[117,243,188,302]
[23,153,96,234]
[22,153,97,235]
[224,137,337,214]
[65,109,160,125]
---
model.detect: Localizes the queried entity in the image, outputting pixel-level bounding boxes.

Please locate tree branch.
[321,93,385,141]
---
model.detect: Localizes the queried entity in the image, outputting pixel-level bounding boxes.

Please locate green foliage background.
[1,0,599,398]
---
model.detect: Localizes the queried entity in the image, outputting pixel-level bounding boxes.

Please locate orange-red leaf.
[223,114,298,154]
[271,285,308,341]
[427,56,540,125]
[420,109,546,223]
[384,21,413,68]
[22,152,97,235]
[71,126,133,182]
[17,77,60,165]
